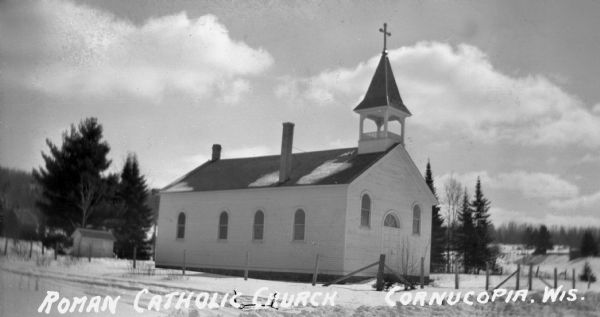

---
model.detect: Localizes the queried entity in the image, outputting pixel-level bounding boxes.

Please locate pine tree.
[470,177,493,271]
[33,118,113,235]
[456,189,475,272]
[424,160,446,271]
[580,231,599,257]
[523,226,536,249]
[533,225,553,255]
[113,155,154,259]
[579,261,596,282]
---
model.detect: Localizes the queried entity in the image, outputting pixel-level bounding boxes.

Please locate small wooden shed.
[71,228,115,258]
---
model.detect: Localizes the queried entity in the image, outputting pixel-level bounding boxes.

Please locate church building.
[155,29,437,281]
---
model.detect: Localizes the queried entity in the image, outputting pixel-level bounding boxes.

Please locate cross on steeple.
[379,23,391,53]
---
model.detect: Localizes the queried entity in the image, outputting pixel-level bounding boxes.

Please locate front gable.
[350,144,438,206]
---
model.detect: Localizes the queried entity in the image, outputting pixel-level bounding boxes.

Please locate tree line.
[426,162,600,273]
[494,221,600,249]
[1,118,157,259]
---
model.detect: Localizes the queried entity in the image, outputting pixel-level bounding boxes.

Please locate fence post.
[312,253,320,286]
[528,264,533,291]
[553,268,557,289]
[376,254,386,291]
[572,268,576,289]
[182,249,186,276]
[133,245,137,269]
[485,262,490,291]
[244,251,249,281]
[420,257,424,289]
[454,260,459,290]
[88,244,92,262]
[29,240,33,259]
[3,237,8,255]
[516,264,520,290]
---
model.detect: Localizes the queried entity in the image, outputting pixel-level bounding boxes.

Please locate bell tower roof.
[355,23,411,154]
[353,52,411,115]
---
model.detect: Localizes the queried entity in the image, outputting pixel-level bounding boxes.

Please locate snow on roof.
[248,171,279,187]
[161,146,393,193]
[162,181,194,193]
[72,228,115,241]
[297,159,352,185]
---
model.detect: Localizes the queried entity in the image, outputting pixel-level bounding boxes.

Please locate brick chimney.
[212,144,222,161]
[279,122,294,183]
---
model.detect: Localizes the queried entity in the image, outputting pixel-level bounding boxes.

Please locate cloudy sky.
[1,0,599,227]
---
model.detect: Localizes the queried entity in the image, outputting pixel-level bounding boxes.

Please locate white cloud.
[0,0,273,102]
[277,42,600,148]
[437,170,579,200]
[224,146,274,159]
[549,190,600,210]
[490,207,600,227]
[218,79,251,104]
[577,152,600,164]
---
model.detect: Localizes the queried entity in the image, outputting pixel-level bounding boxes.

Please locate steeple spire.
[354,23,411,154]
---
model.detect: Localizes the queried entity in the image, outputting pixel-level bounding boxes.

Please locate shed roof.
[162,146,395,193]
[72,228,115,241]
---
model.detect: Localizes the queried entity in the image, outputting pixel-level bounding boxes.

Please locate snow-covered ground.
[1,238,600,316]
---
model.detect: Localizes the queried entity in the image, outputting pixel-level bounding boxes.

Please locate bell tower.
[355,23,411,154]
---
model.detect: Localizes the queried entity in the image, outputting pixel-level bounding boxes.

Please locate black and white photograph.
[1,0,600,316]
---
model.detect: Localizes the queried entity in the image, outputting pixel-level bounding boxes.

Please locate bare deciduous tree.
[443,175,463,272]
[77,175,107,228]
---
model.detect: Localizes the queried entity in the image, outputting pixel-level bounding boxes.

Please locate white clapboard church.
[155,31,437,281]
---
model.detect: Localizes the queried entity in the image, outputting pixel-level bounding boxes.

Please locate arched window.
[293,209,305,241]
[253,210,264,240]
[412,205,421,235]
[218,211,228,240]
[176,212,186,239]
[361,194,371,227]
[384,213,399,228]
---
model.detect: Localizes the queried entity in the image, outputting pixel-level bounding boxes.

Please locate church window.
[253,210,264,240]
[176,212,186,239]
[384,213,399,228]
[412,205,421,235]
[218,211,228,240]
[361,194,371,227]
[293,209,305,241]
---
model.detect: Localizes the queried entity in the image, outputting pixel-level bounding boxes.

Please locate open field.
[2,238,600,316]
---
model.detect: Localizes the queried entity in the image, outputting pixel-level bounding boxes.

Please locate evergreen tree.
[470,177,493,271]
[424,160,446,271]
[33,118,113,235]
[523,226,536,249]
[579,261,597,282]
[113,155,154,259]
[580,231,599,257]
[533,225,553,255]
[456,189,476,272]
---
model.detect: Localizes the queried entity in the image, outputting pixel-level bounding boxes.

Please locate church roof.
[72,228,115,241]
[354,53,411,115]
[162,147,394,193]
